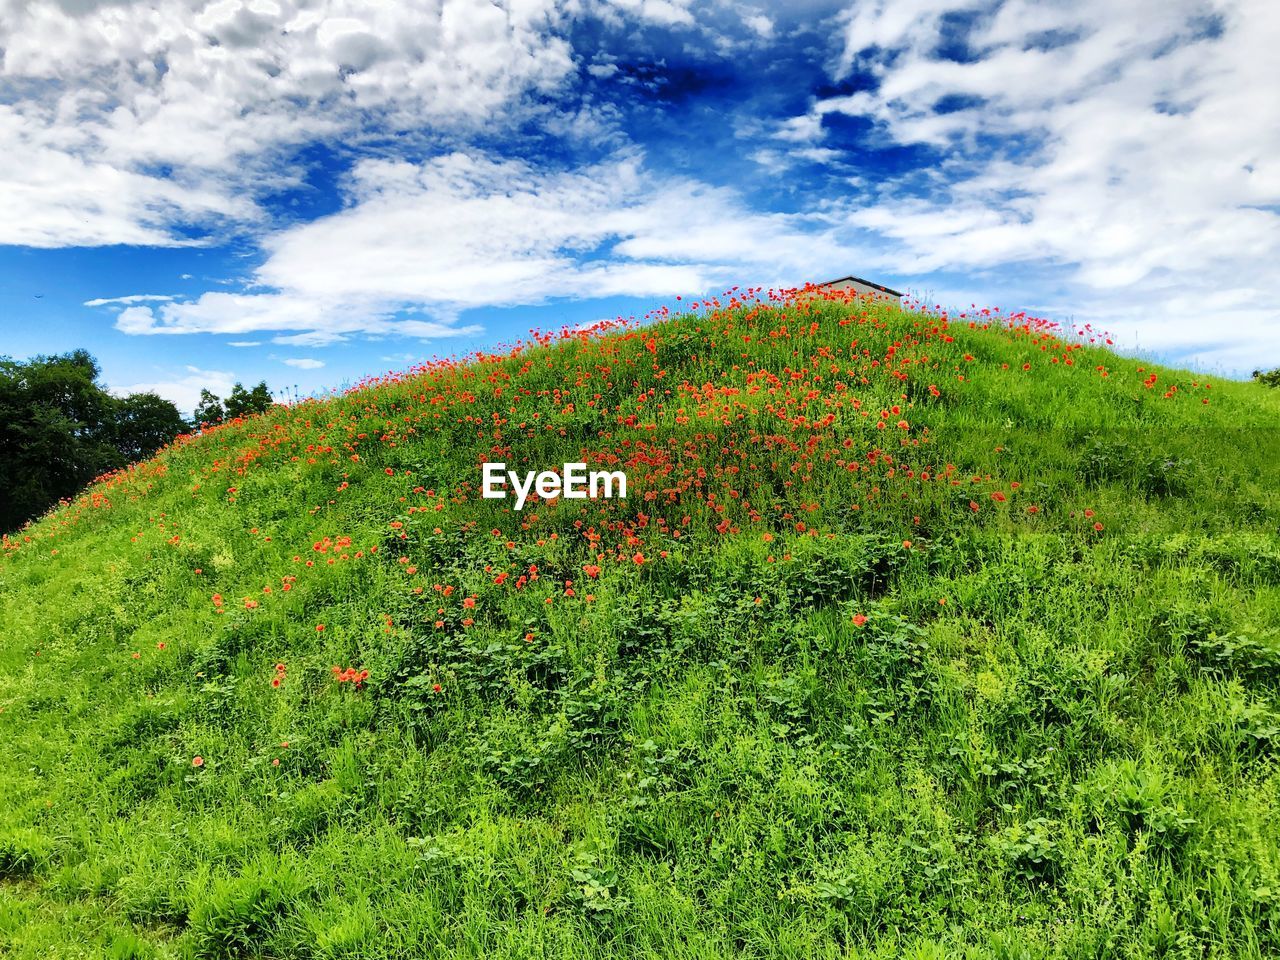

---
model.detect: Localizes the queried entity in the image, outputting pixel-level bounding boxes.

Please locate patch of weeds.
[188,861,308,959]
[983,752,1057,813]
[566,845,627,920]
[561,673,625,753]
[857,613,935,719]
[1215,697,1280,758]
[760,670,822,743]
[1083,760,1198,857]
[1187,628,1280,681]
[0,831,46,879]
[476,717,569,799]
[613,600,677,660]
[989,816,1062,885]
[1077,434,1194,498]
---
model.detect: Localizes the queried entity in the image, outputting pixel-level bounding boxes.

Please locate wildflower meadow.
[2,288,1279,958]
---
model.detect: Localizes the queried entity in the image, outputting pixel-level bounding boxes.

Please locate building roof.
[816,275,904,298]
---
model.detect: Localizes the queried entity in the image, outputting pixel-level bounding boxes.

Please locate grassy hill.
[3,289,1280,959]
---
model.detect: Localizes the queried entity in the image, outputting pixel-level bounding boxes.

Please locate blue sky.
[1,0,1277,413]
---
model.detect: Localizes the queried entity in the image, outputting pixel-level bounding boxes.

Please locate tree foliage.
[195,381,273,424]
[114,392,191,461]
[194,388,225,426]
[0,351,193,531]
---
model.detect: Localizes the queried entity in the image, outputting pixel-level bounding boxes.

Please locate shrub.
[1253,367,1280,388]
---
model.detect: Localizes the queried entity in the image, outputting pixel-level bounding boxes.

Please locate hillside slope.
[3,289,1280,959]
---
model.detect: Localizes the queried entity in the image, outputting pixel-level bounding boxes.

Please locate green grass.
[2,292,1280,958]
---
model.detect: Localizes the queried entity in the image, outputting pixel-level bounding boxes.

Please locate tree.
[0,351,121,531]
[196,381,272,423]
[224,380,273,418]
[1253,367,1280,388]
[113,392,190,461]
[194,388,225,425]
[0,351,190,532]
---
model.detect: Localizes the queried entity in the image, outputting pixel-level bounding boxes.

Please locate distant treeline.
[0,350,271,532]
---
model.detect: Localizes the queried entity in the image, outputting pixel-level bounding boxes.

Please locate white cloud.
[12,0,1278,375]
[282,357,326,369]
[110,365,237,417]
[745,14,773,38]
[101,149,880,340]
[591,0,696,28]
[83,294,176,307]
[0,101,257,247]
[113,289,487,343]
[0,0,746,249]
[227,341,262,347]
[0,0,577,246]
[769,0,1280,368]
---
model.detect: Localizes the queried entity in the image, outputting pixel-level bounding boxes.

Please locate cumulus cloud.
[105,149,880,341]
[83,294,177,307]
[744,14,773,38]
[590,0,696,28]
[282,357,326,369]
[0,0,767,249]
[114,289,487,343]
[776,0,1280,368]
[13,0,1279,375]
[109,365,237,417]
[0,101,257,248]
[0,0,577,246]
